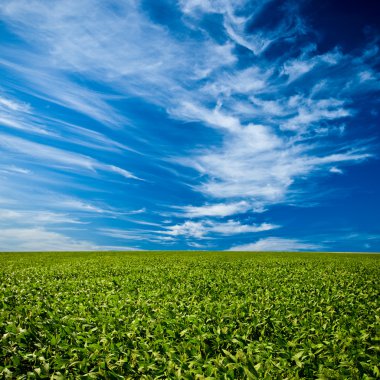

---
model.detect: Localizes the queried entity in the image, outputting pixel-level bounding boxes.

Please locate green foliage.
[0,251,379,379]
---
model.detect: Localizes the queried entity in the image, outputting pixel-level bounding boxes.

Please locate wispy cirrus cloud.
[329,166,343,175]
[99,228,176,245]
[0,91,135,153]
[98,219,278,244]
[180,0,304,56]
[0,0,236,115]
[0,58,126,128]
[162,220,278,239]
[229,237,321,251]
[174,112,370,203]
[0,133,139,180]
[177,201,251,218]
[0,209,84,225]
[0,227,140,251]
[0,227,97,251]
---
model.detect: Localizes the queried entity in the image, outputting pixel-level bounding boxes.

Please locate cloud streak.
[177,201,251,218]
[0,227,140,251]
[162,220,278,239]
[0,133,139,180]
[229,237,321,251]
[0,227,97,251]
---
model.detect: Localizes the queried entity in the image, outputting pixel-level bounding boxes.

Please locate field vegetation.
[0,251,379,379]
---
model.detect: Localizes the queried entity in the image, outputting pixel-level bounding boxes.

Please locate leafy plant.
[0,251,379,379]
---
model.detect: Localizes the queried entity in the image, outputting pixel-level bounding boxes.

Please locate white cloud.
[0,91,134,155]
[0,0,236,119]
[229,237,321,251]
[281,49,342,83]
[0,95,30,112]
[171,101,241,132]
[179,0,219,14]
[105,165,141,180]
[163,221,206,239]
[223,2,303,56]
[0,58,126,128]
[162,220,278,239]
[329,166,343,174]
[179,201,250,218]
[0,165,31,174]
[180,0,296,56]
[0,209,84,225]
[210,220,278,235]
[55,199,143,217]
[202,67,271,99]
[0,93,52,135]
[281,98,351,131]
[54,121,135,153]
[282,60,316,83]
[0,133,139,180]
[99,228,176,244]
[187,241,207,249]
[0,227,97,251]
[177,114,370,202]
[0,227,140,251]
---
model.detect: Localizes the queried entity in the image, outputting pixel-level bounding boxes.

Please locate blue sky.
[0,0,379,251]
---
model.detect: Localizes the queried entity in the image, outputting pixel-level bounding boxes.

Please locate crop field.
[0,251,379,379]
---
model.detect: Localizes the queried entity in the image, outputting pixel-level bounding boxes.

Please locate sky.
[0,0,379,252]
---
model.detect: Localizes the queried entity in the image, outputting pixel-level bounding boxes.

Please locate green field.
[1,251,379,379]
